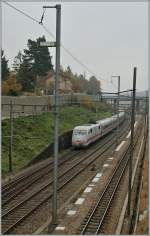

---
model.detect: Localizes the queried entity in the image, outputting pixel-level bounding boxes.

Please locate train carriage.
[72,112,125,147]
[72,123,102,147]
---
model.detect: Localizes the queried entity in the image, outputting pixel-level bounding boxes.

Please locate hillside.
[2,103,112,178]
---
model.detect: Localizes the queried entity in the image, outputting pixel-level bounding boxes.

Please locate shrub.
[80,96,96,111]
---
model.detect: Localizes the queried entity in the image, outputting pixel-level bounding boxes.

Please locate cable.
[41,25,109,84]
[3,1,39,24]
[42,24,55,38]
[2,1,111,85]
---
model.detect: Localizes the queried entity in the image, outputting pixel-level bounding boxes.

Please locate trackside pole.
[9,100,13,172]
[117,76,120,146]
[40,4,61,232]
[43,5,61,231]
[127,67,137,216]
[111,76,120,146]
[52,4,61,227]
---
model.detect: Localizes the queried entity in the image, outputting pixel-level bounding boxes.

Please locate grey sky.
[2,1,148,92]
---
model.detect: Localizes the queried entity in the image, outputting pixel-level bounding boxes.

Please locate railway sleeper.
[88,222,100,226]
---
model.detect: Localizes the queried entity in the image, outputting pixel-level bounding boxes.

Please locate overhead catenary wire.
[3,1,39,24]
[3,1,115,86]
[42,25,107,83]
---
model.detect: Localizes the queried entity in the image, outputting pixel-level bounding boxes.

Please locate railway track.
[2,119,127,205]
[80,124,141,235]
[2,148,82,206]
[2,119,131,234]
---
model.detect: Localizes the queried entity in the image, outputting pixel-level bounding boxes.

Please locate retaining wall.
[1,95,86,117]
[27,129,73,166]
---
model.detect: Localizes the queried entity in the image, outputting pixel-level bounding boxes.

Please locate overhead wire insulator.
[39,8,46,25]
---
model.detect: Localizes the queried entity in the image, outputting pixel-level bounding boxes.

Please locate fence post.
[22,105,24,113]
[34,105,37,116]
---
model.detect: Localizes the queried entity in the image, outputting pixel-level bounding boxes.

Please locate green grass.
[2,104,112,177]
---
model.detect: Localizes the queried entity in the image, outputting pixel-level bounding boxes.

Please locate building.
[38,71,73,95]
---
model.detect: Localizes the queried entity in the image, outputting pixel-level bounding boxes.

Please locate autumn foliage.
[2,73,22,96]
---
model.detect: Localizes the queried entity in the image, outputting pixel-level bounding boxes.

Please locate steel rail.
[2,120,129,234]
[2,149,81,205]
[2,147,75,191]
[2,117,122,192]
[96,126,141,234]
[2,118,125,204]
[80,125,141,235]
[3,121,127,216]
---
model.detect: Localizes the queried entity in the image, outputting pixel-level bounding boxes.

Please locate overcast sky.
[2,1,148,92]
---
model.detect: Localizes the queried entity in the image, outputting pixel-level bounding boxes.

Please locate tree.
[78,74,89,93]
[17,55,35,91]
[88,76,100,95]
[66,66,73,76]
[1,50,9,80]
[12,50,23,72]
[2,81,9,95]
[2,73,22,96]
[24,36,53,76]
[16,36,53,92]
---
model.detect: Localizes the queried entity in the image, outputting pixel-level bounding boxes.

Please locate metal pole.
[117,76,120,146]
[9,100,13,172]
[111,75,120,145]
[147,91,149,128]
[52,4,61,227]
[145,91,148,136]
[98,91,100,102]
[114,98,116,115]
[128,67,137,216]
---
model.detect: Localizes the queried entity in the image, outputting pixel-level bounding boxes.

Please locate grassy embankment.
[2,101,112,177]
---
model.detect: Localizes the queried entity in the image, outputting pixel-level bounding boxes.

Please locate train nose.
[72,138,83,146]
[75,138,86,145]
[74,139,81,144]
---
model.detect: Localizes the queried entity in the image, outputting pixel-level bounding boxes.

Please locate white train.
[72,112,125,147]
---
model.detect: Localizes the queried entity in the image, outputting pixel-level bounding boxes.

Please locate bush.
[97,101,113,113]
[80,96,96,110]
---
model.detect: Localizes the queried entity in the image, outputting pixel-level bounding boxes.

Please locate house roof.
[46,70,72,81]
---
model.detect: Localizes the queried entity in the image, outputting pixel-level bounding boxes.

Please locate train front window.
[73,130,87,135]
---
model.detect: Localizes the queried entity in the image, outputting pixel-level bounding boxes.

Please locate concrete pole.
[52,4,61,226]
[128,67,137,216]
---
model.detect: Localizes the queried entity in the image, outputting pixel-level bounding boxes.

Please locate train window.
[99,126,100,129]
[73,130,87,135]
